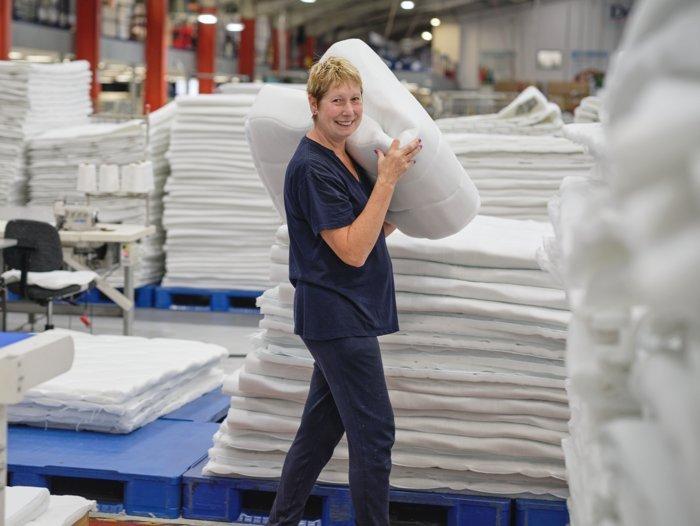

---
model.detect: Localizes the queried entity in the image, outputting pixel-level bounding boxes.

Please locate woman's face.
[309,82,363,142]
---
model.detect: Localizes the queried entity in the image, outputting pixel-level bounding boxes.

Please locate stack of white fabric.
[573,96,603,124]
[162,90,281,290]
[0,60,91,205]
[126,101,176,286]
[205,215,572,499]
[436,87,563,136]
[546,3,700,523]
[8,329,227,433]
[5,486,95,526]
[444,133,593,220]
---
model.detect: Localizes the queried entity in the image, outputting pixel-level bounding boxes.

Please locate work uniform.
[267,136,398,526]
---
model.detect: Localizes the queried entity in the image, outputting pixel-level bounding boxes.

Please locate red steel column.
[144,0,168,112]
[304,36,316,68]
[271,27,279,71]
[0,0,11,60]
[196,6,217,94]
[238,17,255,80]
[75,0,101,109]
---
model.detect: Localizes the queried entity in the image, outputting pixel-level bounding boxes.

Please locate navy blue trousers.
[267,336,395,526]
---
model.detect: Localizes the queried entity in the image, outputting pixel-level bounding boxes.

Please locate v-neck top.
[283,136,399,340]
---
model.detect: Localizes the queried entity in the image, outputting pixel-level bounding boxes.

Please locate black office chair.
[2,219,94,331]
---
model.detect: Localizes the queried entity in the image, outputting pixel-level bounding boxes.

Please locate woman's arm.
[321,138,420,267]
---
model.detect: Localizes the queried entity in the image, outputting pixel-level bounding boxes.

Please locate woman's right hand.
[376,138,422,187]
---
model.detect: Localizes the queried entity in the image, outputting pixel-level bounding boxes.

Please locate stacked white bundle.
[573,96,603,124]
[8,329,227,433]
[546,3,700,523]
[436,87,563,136]
[0,60,91,205]
[205,216,572,499]
[162,91,281,290]
[5,487,95,526]
[124,101,176,287]
[444,133,594,220]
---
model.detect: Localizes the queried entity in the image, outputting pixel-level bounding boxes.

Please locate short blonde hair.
[307,56,363,102]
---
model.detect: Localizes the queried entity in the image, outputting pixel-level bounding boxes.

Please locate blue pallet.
[514,498,569,526]
[182,458,510,525]
[153,286,263,313]
[7,420,219,518]
[7,284,156,308]
[0,331,32,347]
[159,388,230,423]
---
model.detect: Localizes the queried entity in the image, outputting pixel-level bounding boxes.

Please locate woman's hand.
[376,138,422,188]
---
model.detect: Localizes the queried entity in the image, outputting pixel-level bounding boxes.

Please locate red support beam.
[144,0,168,112]
[238,18,255,81]
[196,7,217,94]
[75,0,101,110]
[286,31,292,71]
[0,0,11,60]
[271,27,279,71]
[303,36,316,69]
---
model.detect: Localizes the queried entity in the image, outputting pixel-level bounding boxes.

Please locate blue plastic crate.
[0,332,33,347]
[7,420,219,518]
[159,388,230,423]
[153,286,262,313]
[514,498,569,526]
[182,458,510,525]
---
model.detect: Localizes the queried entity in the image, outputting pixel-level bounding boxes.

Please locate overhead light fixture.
[226,22,244,32]
[430,17,441,27]
[300,0,317,3]
[401,1,415,10]
[197,13,218,25]
[8,51,22,60]
[421,31,433,41]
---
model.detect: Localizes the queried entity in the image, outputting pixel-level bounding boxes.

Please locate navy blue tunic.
[284,136,399,340]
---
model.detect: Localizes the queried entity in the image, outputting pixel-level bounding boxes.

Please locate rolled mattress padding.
[246,39,480,239]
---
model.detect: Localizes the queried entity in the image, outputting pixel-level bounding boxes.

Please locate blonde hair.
[307,56,363,103]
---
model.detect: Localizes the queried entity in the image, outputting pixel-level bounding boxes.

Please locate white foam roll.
[76,163,97,193]
[97,164,120,193]
[120,163,137,193]
[136,160,155,193]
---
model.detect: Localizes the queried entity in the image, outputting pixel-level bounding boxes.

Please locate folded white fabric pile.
[546,3,700,523]
[436,87,563,136]
[0,60,91,205]
[162,90,281,290]
[573,96,603,124]
[205,215,571,498]
[444,133,593,220]
[125,101,176,287]
[8,329,227,433]
[5,486,96,526]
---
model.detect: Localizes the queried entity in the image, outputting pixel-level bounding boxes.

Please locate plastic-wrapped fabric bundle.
[8,329,227,433]
[436,87,564,136]
[162,89,281,290]
[444,133,594,220]
[204,216,572,498]
[0,60,91,205]
[545,3,700,521]
[573,96,603,124]
[5,487,96,526]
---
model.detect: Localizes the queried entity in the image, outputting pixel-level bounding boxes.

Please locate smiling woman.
[265,56,421,526]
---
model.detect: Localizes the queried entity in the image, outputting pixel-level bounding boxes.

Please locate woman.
[267,57,421,526]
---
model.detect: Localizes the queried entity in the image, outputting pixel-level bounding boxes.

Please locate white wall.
[433,23,461,64]
[457,0,630,89]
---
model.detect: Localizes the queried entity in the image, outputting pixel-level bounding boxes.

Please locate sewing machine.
[53,201,99,232]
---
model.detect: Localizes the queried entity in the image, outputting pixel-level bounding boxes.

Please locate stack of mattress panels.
[162,90,281,290]
[205,215,572,499]
[8,330,227,433]
[0,60,91,205]
[5,486,95,526]
[544,1,700,520]
[443,133,593,220]
[436,87,563,136]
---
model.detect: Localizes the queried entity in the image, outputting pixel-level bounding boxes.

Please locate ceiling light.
[197,13,218,25]
[300,0,317,3]
[226,22,244,32]
[421,31,433,41]
[401,1,415,10]
[8,51,22,60]
[430,17,441,27]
